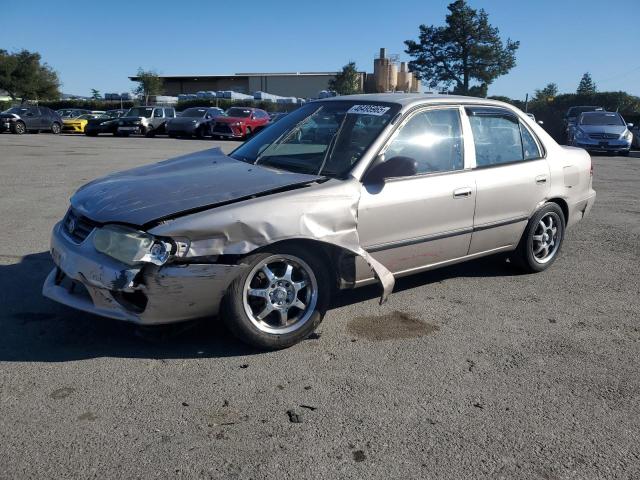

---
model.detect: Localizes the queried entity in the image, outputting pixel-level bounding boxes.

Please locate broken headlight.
[93,225,175,266]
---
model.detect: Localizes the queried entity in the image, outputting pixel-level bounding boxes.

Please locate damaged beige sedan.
[44,94,596,349]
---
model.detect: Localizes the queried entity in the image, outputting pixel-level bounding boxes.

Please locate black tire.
[513,203,565,273]
[222,244,330,350]
[51,122,61,134]
[168,133,177,138]
[620,150,630,157]
[194,126,204,139]
[119,132,130,137]
[145,127,155,138]
[12,121,26,135]
[85,131,98,137]
[244,126,252,139]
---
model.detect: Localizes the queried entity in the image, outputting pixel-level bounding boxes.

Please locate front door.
[357,106,476,279]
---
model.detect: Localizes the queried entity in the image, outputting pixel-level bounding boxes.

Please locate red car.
[212,107,270,139]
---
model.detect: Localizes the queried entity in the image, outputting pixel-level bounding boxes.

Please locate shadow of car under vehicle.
[0,251,522,363]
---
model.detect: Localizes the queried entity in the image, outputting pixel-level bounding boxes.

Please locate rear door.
[357,106,476,278]
[465,107,549,254]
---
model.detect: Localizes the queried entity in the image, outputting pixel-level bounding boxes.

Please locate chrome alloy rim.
[532,213,561,264]
[242,254,318,334]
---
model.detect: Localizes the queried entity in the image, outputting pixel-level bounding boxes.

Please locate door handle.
[453,187,473,199]
[535,175,547,184]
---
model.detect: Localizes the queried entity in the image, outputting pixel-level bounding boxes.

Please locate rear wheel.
[12,121,26,135]
[222,245,330,350]
[513,203,565,273]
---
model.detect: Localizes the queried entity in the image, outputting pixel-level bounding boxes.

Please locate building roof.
[128,72,343,81]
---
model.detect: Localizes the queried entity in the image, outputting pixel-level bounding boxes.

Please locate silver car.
[568,111,633,156]
[43,94,596,349]
[117,106,176,137]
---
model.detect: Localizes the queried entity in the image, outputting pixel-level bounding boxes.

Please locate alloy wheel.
[242,254,318,335]
[532,212,561,264]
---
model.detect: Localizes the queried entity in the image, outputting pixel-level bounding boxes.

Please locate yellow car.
[62,113,103,133]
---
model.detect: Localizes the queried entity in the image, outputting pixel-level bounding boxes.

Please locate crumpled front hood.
[70,148,322,226]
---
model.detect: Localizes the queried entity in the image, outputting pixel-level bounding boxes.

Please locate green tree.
[0,49,61,101]
[90,88,101,100]
[533,83,558,103]
[576,72,597,95]
[404,0,519,96]
[328,62,362,95]
[132,68,163,104]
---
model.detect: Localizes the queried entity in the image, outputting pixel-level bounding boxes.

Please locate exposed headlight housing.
[575,129,587,139]
[93,225,180,266]
[623,130,633,141]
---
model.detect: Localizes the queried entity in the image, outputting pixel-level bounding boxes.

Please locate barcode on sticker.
[347,105,391,116]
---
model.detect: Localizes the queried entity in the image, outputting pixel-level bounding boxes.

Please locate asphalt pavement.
[0,133,638,479]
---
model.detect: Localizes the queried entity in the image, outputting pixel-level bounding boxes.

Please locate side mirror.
[627,123,634,128]
[537,120,544,125]
[365,156,418,184]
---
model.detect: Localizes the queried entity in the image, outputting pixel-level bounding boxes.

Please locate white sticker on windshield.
[347,105,391,116]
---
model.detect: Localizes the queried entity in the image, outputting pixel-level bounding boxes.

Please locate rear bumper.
[42,222,246,325]
[567,189,596,228]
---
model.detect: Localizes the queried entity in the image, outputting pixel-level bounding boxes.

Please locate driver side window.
[385,108,464,175]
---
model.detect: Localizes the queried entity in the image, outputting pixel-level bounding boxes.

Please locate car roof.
[316,93,516,110]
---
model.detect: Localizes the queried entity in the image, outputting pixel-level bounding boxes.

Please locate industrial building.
[129,48,419,99]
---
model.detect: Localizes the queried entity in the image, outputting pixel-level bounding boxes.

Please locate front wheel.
[51,122,61,134]
[222,245,330,350]
[12,121,26,135]
[513,203,565,273]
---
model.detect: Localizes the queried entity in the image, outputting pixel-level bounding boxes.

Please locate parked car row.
[0,105,289,140]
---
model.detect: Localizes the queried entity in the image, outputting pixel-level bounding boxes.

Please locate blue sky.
[3,0,639,99]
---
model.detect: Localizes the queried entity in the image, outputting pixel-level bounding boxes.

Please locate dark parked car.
[84,110,128,136]
[1,106,62,134]
[211,107,270,139]
[166,107,225,138]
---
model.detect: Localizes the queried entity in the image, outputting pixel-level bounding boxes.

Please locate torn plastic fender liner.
[148,177,395,303]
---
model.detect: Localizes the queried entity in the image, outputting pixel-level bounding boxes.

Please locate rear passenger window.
[467,108,543,166]
[164,108,175,118]
[520,123,541,159]
[385,108,464,175]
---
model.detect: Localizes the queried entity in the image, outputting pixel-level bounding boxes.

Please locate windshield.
[230,101,400,178]
[580,112,625,126]
[126,107,154,118]
[180,108,208,118]
[226,107,252,118]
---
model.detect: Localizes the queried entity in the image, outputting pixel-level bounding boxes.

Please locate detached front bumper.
[42,222,246,325]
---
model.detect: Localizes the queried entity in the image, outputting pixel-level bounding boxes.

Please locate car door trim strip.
[365,216,528,253]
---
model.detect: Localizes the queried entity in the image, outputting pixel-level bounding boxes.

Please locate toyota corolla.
[43,94,596,349]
